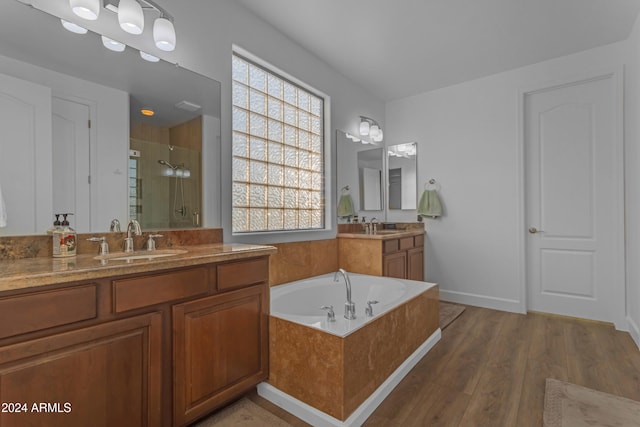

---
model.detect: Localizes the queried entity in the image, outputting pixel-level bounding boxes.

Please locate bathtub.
[270,272,430,337]
[258,272,441,427]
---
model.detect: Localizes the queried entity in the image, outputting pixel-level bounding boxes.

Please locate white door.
[0,72,52,235]
[52,97,91,231]
[525,74,622,325]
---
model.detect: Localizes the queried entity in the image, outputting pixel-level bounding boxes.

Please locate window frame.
[231,46,332,236]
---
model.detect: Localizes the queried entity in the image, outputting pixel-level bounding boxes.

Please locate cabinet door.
[0,313,162,427]
[383,251,407,278]
[407,247,424,281]
[173,284,268,426]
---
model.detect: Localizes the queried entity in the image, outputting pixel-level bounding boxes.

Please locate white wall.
[625,15,640,348]
[149,0,385,244]
[386,41,629,314]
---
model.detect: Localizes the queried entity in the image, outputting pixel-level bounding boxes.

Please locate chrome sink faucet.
[333,268,356,320]
[124,219,142,253]
[370,217,379,235]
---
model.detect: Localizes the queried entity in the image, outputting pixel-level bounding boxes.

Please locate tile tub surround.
[0,242,276,292]
[0,228,223,260]
[266,285,439,422]
[268,239,339,286]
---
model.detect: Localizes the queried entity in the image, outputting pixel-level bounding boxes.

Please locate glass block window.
[232,53,325,233]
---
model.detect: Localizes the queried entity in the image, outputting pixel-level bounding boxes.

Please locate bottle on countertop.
[53,213,77,258]
[47,214,62,235]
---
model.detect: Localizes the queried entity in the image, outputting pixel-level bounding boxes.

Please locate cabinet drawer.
[414,234,424,247]
[383,239,399,254]
[399,237,414,250]
[113,267,208,313]
[0,284,97,339]
[217,257,269,291]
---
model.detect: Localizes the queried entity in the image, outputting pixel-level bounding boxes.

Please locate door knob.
[528,227,544,234]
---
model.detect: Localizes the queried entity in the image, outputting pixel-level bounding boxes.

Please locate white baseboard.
[439,289,522,313]
[628,316,640,350]
[257,328,442,427]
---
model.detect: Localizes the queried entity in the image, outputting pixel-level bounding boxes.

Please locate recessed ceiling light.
[141,108,155,116]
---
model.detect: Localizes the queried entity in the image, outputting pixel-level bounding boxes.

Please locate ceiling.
[236,0,640,101]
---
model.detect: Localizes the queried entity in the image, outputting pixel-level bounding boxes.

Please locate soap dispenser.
[53,213,77,258]
[47,214,62,235]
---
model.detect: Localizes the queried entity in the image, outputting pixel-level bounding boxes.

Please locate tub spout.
[333,269,356,320]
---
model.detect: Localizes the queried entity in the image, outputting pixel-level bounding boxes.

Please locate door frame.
[516,67,626,330]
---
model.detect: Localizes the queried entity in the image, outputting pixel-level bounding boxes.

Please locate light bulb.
[140,51,160,62]
[375,129,384,142]
[359,120,370,136]
[118,0,144,35]
[101,36,126,52]
[370,124,380,139]
[69,0,100,20]
[61,19,88,34]
[183,169,191,178]
[153,17,176,51]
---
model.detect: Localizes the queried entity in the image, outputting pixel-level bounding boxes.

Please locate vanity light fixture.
[153,16,176,51]
[101,35,126,52]
[68,0,177,53]
[359,116,384,142]
[69,0,100,20]
[140,51,160,62]
[61,19,88,34]
[118,0,144,35]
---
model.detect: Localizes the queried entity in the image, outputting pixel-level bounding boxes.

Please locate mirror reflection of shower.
[157,157,191,220]
[129,120,202,230]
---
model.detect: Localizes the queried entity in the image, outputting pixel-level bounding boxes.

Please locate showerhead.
[158,159,177,169]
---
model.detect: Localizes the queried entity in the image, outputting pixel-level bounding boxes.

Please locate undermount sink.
[94,249,188,262]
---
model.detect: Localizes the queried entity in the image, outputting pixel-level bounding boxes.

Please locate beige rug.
[440,301,465,329]
[544,378,640,427]
[193,398,292,427]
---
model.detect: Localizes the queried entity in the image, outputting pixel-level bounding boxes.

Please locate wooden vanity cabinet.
[0,255,271,427]
[0,312,162,427]
[173,283,268,426]
[339,232,424,280]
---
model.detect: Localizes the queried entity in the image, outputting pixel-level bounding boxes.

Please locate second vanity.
[337,225,425,281]
[0,242,276,427]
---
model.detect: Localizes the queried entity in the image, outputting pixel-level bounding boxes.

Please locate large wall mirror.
[336,130,385,220]
[0,0,221,236]
[387,142,417,210]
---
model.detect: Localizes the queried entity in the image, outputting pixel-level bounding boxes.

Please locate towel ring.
[341,185,350,193]
[424,179,440,190]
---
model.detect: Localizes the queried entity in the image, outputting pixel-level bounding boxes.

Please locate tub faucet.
[124,219,142,253]
[333,269,356,320]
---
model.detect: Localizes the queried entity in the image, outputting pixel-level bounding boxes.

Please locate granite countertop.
[0,243,277,292]
[337,229,425,240]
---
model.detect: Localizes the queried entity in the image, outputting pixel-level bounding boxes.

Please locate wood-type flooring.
[246,305,640,426]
